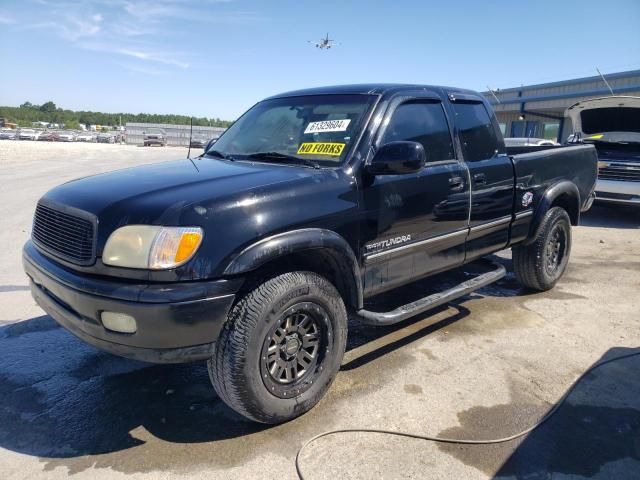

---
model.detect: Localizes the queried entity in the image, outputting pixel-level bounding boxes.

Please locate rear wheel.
[512,206,571,291]
[208,271,347,423]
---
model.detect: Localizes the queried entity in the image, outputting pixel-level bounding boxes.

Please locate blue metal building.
[483,69,640,142]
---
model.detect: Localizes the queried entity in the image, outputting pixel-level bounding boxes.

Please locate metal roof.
[483,69,640,108]
[489,69,640,95]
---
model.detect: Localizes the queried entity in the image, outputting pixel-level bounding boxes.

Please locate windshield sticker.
[304,119,351,134]
[297,142,345,156]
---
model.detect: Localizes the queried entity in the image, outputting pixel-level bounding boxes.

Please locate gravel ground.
[0,141,639,480]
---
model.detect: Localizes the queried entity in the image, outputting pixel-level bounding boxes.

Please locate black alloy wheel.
[260,302,332,399]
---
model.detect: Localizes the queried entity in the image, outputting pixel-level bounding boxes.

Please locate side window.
[382,101,454,162]
[452,102,500,161]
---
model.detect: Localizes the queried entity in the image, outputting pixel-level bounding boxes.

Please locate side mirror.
[204,138,217,152]
[367,141,427,175]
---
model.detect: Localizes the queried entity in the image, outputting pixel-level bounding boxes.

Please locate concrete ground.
[0,141,639,480]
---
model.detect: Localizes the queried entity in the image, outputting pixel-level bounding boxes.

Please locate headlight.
[103,226,203,269]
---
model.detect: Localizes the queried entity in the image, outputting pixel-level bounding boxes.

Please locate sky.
[1,0,639,120]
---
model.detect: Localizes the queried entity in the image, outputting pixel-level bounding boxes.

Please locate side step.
[355,260,506,326]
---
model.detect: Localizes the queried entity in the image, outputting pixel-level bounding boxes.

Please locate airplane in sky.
[309,33,338,50]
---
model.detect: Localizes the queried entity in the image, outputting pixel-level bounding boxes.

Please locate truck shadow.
[0,262,576,474]
[0,305,471,473]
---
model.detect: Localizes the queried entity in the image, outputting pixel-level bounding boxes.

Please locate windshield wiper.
[204,149,235,161]
[247,152,320,169]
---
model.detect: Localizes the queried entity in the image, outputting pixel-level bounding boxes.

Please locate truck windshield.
[207,94,377,166]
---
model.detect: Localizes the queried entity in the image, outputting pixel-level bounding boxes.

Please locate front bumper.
[23,241,242,363]
[595,179,640,205]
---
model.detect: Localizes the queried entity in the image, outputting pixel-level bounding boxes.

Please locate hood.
[566,96,640,137]
[42,157,324,250]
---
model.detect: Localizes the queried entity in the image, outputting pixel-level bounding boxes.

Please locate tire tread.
[512,207,571,292]
[208,271,346,423]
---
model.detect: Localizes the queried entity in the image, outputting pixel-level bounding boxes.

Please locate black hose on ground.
[296,350,640,480]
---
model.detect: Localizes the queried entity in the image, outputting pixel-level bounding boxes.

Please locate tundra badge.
[366,235,412,253]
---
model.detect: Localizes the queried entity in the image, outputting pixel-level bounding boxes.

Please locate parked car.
[23,84,597,424]
[504,137,559,147]
[0,129,17,140]
[143,128,166,146]
[76,133,96,142]
[57,131,77,142]
[37,131,60,142]
[189,136,207,148]
[18,129,39,140]
[567,96,640,206]
[97,133,115,144]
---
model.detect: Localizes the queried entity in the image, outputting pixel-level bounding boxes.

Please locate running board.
[355,260,506,326]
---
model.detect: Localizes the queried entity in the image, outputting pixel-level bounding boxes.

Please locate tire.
[208,271,348,424]
[512,206,572,291]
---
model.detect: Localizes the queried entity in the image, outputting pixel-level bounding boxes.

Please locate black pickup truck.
[23,84,597,423]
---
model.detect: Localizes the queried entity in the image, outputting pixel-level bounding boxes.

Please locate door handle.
[473,173,487,185]
[448,176,465,191]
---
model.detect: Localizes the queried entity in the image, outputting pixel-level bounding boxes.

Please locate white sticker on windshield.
[304,119,351,134]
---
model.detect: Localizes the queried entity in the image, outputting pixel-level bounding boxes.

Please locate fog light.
[101,311,137,334]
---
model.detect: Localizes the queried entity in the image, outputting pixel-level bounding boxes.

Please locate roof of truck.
[266,84,479,99]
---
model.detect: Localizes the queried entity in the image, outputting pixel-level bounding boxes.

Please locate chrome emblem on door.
[522,191,534,207]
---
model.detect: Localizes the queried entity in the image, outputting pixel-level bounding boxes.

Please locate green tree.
[0,102,233,129]
[40,101,57,113]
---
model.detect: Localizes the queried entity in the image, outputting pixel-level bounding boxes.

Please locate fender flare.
[524,180,580,245]
[223,228,363,309]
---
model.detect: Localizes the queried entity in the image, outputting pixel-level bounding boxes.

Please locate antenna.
[187,116,193,159]
[486,86,501,104]
[596,67,614,96]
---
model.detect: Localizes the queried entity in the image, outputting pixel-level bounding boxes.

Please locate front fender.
[222,228,363,309]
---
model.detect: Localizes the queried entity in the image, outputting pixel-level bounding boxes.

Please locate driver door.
[361,94,471,296]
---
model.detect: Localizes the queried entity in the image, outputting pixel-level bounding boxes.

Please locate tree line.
[0,101,233,129]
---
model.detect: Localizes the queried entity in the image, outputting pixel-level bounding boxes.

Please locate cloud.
[116,0,261,26]
[111,23,156,37]
[21,1,263,70]
[116,48,190,68]
[30,13,103,41]
[81,41,191,69]
[0,15,16,25]
[120,63,169,76]
[122,0,234,13]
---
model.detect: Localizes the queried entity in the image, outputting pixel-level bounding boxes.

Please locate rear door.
[447,94,514,260]
[361,93,471,296]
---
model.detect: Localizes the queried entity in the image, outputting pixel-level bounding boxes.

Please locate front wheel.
[512,206,572,291]
[208,271,348,423]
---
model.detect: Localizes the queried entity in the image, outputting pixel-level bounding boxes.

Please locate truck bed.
[510,144,598,214]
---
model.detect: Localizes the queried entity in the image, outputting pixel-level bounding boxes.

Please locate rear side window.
[382,102,454,162]
[452,102,500,161]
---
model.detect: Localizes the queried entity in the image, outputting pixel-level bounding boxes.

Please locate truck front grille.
[598,165,640,182]
[32,203,95,265]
